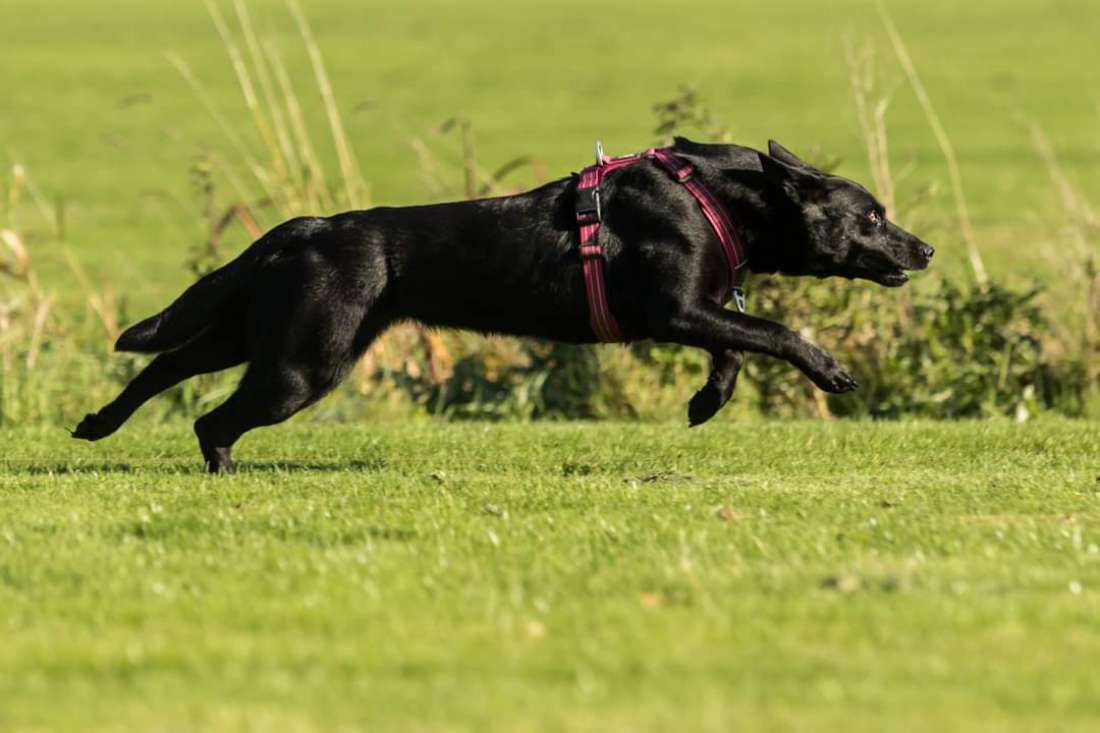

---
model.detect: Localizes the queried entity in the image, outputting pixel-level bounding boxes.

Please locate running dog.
[73,138,933,472]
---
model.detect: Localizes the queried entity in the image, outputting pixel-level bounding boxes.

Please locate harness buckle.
[575,186,601,223]
[674,165,695,183]
[732,287,747,314]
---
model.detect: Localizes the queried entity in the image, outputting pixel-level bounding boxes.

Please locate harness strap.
[575,146,749,343]
[648,148,748,302]
[576,165,623,342]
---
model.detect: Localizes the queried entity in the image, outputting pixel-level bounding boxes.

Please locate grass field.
[4,0,1100,309]
[2,420,1100,731]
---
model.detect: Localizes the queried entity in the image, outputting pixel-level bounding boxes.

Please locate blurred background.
[2,0,1098,425]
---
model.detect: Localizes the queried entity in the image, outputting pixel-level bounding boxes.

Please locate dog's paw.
[688,382,724,427]
[71,412,116,442]
[205,454,236,475]
[811,360,859,394]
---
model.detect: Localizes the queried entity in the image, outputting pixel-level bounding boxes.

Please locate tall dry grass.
[0,160,144,425]
[876,0,989,290]
[1030,121,1100,396]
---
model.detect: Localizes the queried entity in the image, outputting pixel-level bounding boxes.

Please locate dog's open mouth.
[865,253,931,287]
[877,268,910,287]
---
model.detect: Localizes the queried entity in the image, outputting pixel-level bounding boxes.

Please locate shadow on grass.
[7,462,140,476]
[3,458,388,477]
[233,458,389,474]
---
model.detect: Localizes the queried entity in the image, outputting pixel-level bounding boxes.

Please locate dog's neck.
[672,141,800,276]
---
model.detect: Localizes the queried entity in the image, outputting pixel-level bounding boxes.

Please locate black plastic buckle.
[575,186,601,223]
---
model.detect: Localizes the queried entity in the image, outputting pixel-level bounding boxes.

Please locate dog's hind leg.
[688,349,744,427]
[192,314,388,474]
[72,324,246,442]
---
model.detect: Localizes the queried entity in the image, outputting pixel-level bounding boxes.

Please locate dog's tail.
[115,217,329,354]
[115,255,250,354]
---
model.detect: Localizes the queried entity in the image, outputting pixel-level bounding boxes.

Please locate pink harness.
[575,144,748,342]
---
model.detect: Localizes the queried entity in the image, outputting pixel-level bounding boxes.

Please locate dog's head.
[758,140,934,286]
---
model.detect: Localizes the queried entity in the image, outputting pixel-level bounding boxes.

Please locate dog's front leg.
[652,305,857,394]
[688,349,744,426]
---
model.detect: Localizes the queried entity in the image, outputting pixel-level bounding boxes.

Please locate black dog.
[73,138,933,472]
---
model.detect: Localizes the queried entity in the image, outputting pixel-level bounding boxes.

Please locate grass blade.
[286,0,367,209]
[264,37,333,212]
[877,0,988,289]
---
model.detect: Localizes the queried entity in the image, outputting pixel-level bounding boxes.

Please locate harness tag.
[594,140,606,165]
[732,287,747,314]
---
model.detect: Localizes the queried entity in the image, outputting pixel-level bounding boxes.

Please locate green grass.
[3,420,1100,730]
[3,0,1099,310]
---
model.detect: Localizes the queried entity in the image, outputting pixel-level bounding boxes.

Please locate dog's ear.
[672,135,702,151]
[759,150,826,201]
[767,140,812,170]
[759,151,800,184]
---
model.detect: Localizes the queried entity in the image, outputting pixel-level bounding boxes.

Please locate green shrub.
[743,274,1066,419]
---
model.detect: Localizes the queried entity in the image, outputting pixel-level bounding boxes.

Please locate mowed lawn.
[2,420,1099,731]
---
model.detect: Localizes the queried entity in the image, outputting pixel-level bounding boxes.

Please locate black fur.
[74,138,933,472]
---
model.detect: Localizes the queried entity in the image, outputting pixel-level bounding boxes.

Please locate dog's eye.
[867,210,883,226]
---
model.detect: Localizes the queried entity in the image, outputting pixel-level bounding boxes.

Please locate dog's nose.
[921,245,935,259]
